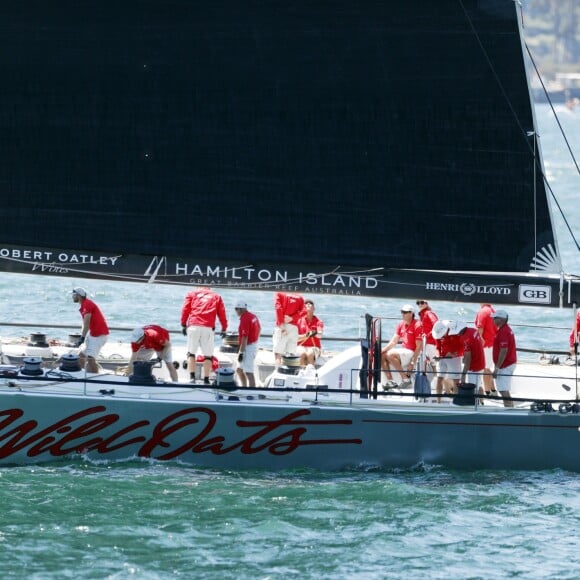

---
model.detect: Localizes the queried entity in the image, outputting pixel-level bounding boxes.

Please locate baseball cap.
[235,301,247,309]
[400,304,415,314]
[493,309,508,319]
[131,327,145,343]
[72,287,87,298]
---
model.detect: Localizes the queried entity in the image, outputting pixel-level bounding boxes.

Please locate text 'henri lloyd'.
[425,282,512,296]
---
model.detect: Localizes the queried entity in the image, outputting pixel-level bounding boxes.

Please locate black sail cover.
[0,0,577,306]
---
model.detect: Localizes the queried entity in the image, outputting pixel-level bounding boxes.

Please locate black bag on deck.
[453,383,476,406]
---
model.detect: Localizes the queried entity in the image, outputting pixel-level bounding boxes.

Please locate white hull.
[0,346,578,471]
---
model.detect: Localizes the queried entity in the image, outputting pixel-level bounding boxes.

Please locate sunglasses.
[416,301,426,305]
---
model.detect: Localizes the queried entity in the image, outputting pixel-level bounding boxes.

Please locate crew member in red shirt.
[297,299,324,366]
[432,320,464,403]
[416,299,438,363]
[181,286,228,384]
[568,310,580,361]
[235,301,261,387]
[475,303,497,394]
[492,310,517,407]
[273,292,305,366]
[381,304,423,388]
[454,323,485,391]
[129,324,178,382]
[72,287,109,373]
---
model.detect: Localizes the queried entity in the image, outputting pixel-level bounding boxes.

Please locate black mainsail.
[0,0,578,306]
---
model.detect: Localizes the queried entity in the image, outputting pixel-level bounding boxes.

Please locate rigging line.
[457,0,536,157]
[524,44,580,179]
[458,0,580,256]
[523,42,580,255]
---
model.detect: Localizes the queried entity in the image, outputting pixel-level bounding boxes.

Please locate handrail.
[0,320,572,354]
[0,321,360,344]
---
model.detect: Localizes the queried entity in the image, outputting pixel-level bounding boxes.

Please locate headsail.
[1,1,577,305]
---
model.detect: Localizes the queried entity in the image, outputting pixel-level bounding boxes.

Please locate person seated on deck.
[296,299,324,366]
[381,304,423,389]
[128,325,178,382]
[432,320,464,403]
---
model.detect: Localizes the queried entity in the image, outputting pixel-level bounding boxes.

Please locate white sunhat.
[131,327,145,343]
[71,287,87,297]
[447,320,467,335]
[432,320,450,340]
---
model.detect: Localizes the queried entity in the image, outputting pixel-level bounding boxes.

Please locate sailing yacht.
[0,1,578,470]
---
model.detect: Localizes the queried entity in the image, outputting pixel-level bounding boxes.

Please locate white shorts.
[296,345,321,360]
[238,342,258,374]
[436,356,462,379]
[79,333,107,359]
[273,323,299,355]
[484,346,493,369]
[494,363,516,392]
[424,343,438,361]
[133,343,173,364]
[465,369,484,388]
[187,326,214,357]
[388,346,414,368]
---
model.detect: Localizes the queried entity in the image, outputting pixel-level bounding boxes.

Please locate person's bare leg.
[436,377,443,403]
[86,356,99,373]
[203,359,212,382]
[187,354,196,379]
[387,353,405,382]
[166,362,178,382]
[501,391,514,408]
[236,368,247,387]
[483,367,495,393]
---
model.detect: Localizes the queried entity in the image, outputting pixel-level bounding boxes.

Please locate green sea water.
[1,463,579,579]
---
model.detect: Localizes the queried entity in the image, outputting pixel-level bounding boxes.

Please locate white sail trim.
[530,243,561,273]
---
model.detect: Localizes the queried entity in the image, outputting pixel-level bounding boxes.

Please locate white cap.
[235,301,247,309]
[72,287,87,297]
[493,309,508,319]
[448,320,467,335]
[131,327,145,343]
[400,304,415,314]
[432,320,450,340]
